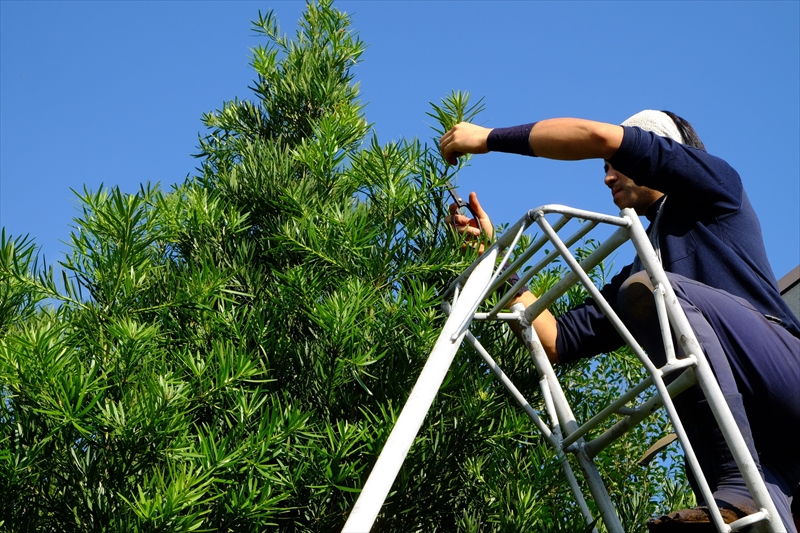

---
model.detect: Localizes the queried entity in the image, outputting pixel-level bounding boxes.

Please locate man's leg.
[670,274,800,533]
[617,272,800,531]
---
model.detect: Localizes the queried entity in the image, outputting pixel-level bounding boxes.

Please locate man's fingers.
[443,149,460,166]
[466,192,494,239]
[440,125,469,165]
[468,191,485,217]
[447,203,471,226]
[445,212,473,229]
[440,130,455,164]
[446,210,483,239]
[465,226,483,238]
[459,222,484,239]
[440,128,453,148]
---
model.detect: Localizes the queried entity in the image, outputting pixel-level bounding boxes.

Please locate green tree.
[0,2,691,531]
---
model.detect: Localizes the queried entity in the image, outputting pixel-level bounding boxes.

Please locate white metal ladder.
[342,205,787,533]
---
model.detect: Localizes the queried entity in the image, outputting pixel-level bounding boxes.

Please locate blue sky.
[1,1,798,281]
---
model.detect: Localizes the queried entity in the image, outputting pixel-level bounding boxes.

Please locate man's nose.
[604,171,616,188]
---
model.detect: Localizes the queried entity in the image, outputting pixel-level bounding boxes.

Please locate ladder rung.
[583,369,697,458]
[728,510,770,532]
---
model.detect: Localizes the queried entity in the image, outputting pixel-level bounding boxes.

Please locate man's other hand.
[445,192,493,253]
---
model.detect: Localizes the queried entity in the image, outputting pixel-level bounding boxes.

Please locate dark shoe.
[647,505,752,531]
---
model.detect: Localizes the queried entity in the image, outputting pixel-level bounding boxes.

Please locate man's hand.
[445,191,493,253]
[440,122,492,165]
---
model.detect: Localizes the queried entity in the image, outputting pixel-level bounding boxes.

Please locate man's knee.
[617,271,656,327]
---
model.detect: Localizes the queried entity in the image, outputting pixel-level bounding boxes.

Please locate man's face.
[604,162,663,215]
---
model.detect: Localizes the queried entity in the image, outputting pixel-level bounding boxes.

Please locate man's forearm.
[440,118,624,165]
[508,291,559,364]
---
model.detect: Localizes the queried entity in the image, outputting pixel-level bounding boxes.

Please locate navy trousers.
[618,272,800,532]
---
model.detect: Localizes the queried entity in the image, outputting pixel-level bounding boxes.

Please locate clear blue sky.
[2,1,798,280]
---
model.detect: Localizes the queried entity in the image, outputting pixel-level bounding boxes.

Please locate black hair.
[661,110,706,151]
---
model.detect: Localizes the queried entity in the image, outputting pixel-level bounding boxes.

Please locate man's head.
[605,110,705,214]
[622,110,705,150]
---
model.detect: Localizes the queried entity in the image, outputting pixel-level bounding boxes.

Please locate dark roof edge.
[778,265,800,294]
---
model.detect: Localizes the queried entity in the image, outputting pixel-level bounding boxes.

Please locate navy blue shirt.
[557,126,800,363]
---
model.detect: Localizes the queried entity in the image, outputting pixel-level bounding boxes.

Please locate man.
[440,111,800,532]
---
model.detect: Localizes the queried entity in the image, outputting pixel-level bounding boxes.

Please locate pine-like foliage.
[0,2,692,531]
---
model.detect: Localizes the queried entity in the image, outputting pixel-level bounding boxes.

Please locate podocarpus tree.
[0,2,693,531]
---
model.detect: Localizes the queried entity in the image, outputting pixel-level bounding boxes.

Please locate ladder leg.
[341,249,498,533]
[523,325,626,533]
[465,328,599,532]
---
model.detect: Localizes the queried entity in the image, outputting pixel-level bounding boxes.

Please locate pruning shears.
[445,176,483,236]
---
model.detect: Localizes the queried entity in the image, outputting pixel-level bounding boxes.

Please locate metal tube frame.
[342,204,786,533]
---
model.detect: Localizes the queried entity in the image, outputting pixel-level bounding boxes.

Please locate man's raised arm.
[440,118,624,165]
